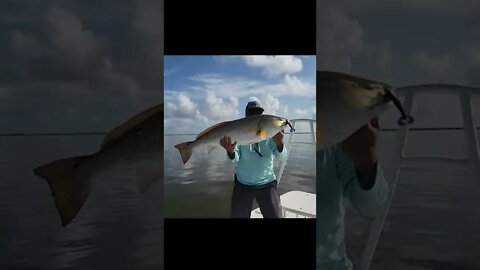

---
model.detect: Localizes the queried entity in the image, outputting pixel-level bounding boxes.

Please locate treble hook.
[384,89,414,126]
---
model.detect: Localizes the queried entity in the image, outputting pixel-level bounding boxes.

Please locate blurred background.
[0,1,164,269]
[317,0,480,269]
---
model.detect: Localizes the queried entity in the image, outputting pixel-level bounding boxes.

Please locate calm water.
[344,130,480,269]
[0,136,163,270]
[164,134,316,218]
[2,129,480,269]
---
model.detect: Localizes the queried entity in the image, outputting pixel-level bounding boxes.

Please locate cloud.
[44,7,100,67]
[164,90,240,128]
[203,90,239,122]
[411,52,455,83]
[294,106,316,120]
[323,0,480,15]
[229,96,239,108]
[316,6,364,73]
[0,1,164,133]
[165,93,207,123]
[248,94,281,115]
[164,55,315,133]
[369,41,393,73]
[10,31,41,58]
[240,55,303,78]
[189,73,315,98]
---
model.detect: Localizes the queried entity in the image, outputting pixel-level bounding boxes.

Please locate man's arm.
[220,136,240,163]
[271,131,288,162]
[338,118,389,219]
[227,145,241,163]
[336,147,389,219]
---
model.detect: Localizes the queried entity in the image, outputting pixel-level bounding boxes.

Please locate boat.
[356,84,480,270]
[250,118,317,219]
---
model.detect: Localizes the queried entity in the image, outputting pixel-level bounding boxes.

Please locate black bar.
[165,218,316,269]
[164,0,316,55]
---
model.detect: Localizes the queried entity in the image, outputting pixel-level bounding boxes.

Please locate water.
[344,130,480,269]
[2,129,480,269]
[164,134,316,218]
[0,136,163,270]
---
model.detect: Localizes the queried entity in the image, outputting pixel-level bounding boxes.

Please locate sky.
[164,56,316,134]
[0,0,163,133]
[317,0,480,129]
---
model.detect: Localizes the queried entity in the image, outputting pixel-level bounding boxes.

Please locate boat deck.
[251,191,316,218]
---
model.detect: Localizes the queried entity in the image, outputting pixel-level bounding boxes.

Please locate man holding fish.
[219,100,288,218]
[316,71,414,270]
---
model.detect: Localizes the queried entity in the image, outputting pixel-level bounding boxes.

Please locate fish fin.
[135,167,162,193]
[196,121,227,139]
[257,130,267,139]
[33,155,93,227]
[174,141,194,164]
[207,145,217,153]
[101,103,163,149]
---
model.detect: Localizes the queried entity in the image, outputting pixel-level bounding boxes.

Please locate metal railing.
[359,84,480,270]
[277,118,316,185]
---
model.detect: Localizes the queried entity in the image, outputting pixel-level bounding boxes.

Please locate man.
[219,100,288,218]
[317,118,390,270]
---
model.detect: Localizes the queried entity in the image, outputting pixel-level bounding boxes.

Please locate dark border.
[164,0,316,55]
[164,218,316,269]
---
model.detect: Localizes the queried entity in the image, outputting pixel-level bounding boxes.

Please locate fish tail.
[33,155,93,227]
[174,141,194,164]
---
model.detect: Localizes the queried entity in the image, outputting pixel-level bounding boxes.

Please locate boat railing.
[251,118,317,219]
[359,84,480,270]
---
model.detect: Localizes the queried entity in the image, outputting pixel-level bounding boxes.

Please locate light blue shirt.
[317,144,389,270]
[228,138,288,186]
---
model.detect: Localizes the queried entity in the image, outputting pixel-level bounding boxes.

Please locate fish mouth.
[286,120,295,132]
[383,89,415,125]
[281,119,295,132]
[368,87,414,126]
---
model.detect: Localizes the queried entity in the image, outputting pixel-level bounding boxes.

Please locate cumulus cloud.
[1,1,164,133]
[44,7,100,67]
[316,5,398,81]
[203,90,239,122]
[248,94,281,115]
[190,73,315,98]
[229,96,239,108]
[316,6,364,73]
[240,55,303,78]
[164,90,240,127]
[294,106,316,120]
[10,31,41,59]
[321,0,480,15]
[165,93,207,123]
[411,52,456,83]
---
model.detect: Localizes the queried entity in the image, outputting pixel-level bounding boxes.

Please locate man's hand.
[342,118,379,189]
[272,129,285,151]
[220,136,236,154]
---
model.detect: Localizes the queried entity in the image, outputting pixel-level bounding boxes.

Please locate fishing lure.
[385,90,415,126]
[286,120,296,132]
